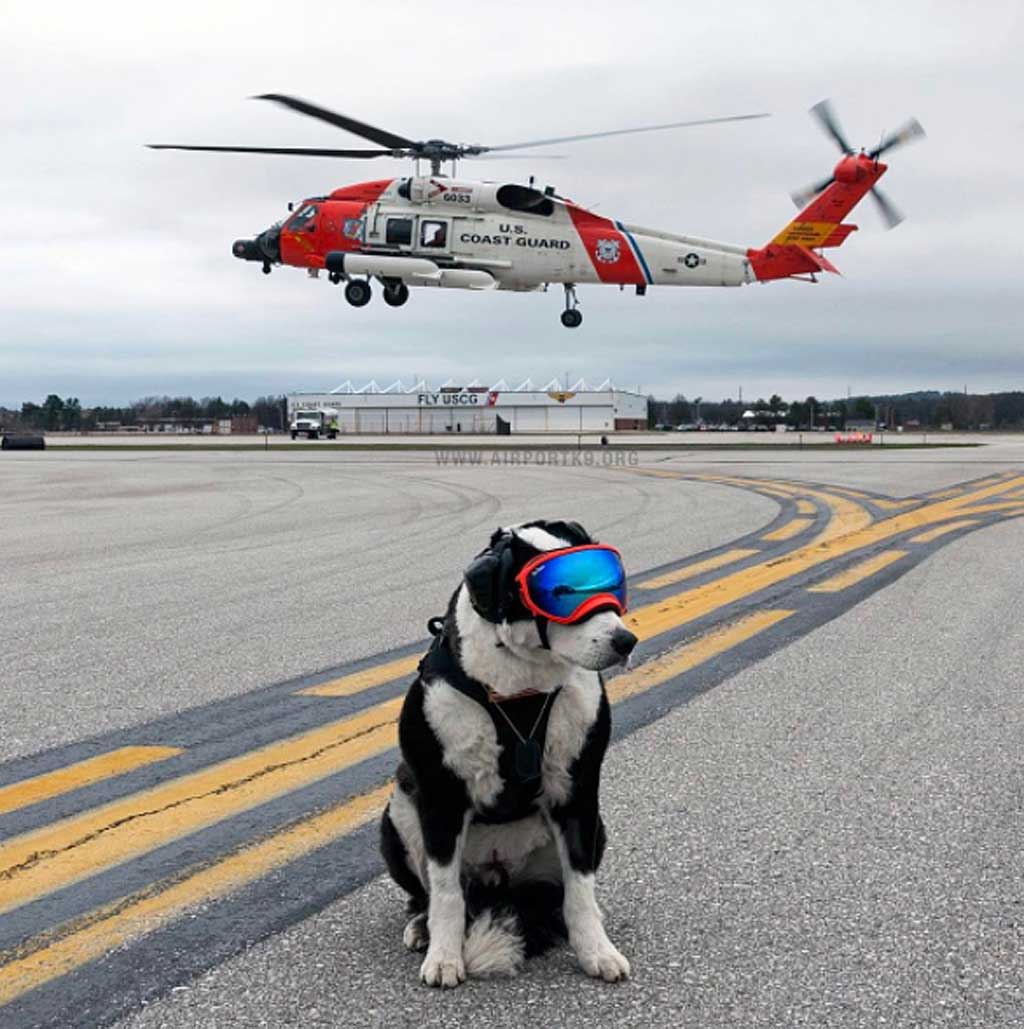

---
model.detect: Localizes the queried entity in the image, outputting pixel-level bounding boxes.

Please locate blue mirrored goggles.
[516,544,627,624]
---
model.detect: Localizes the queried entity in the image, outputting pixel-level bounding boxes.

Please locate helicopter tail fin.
[747,156,885,281]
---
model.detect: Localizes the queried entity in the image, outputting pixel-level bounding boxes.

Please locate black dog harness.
[420,618,561,824]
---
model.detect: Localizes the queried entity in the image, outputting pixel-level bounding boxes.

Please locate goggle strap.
[535,614,551,650]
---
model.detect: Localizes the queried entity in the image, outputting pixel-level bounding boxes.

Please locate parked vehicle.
[290,408,339,440]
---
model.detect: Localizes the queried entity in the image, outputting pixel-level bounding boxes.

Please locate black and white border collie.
[380,520,637,987]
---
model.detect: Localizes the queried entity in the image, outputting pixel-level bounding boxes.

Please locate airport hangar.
[286,379,648,434]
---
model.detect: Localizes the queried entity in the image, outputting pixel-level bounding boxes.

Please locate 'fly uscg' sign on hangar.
[417,391,499,407]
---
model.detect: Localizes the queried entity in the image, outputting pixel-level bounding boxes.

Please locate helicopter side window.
[386,218,413,246]
[287,204,319,232]
[420,220,448,249]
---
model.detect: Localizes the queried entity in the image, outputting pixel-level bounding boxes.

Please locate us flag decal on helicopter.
[154,95,923,328]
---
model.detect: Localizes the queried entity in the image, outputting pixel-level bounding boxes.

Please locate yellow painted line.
[628,470,874,547]
[807,550,908,594]
[624,475,1024,642]
[0,698,403,917]
[927,487,964,500]
[874,498,918,510]
[607,610,793,703]
[910,519,979,544]
[690,475,874,545]
[761,518,813,542]
[0,783,391,1009]
[636,549,758,590]
[0,747,182,818]
[796,499,816,515]
[954,501,1024,517]
[298,654,421,698]
[1002,488,1024,501]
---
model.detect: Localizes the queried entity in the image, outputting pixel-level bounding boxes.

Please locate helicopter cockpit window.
[386,218,413,246]
[287,204,319,232]
[420,220,448,249]
[496,184,554,217]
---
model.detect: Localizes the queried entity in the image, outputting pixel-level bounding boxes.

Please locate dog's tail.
[464,880,566,978]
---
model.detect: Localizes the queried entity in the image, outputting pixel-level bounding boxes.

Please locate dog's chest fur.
[423,669,601,814]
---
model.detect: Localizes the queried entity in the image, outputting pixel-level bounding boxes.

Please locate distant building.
[136,415,257,434]
[287,378,647,434]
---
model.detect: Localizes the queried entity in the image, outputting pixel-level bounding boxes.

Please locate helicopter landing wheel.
[345,279,372,307]
[329,271,343,285]
[382,282,409,308]
[561,283,582,328]
[262,262,272,275]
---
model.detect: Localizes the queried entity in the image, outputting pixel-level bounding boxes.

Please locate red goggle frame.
[515,544,627,625]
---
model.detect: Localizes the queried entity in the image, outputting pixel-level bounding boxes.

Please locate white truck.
[290,408,339,440]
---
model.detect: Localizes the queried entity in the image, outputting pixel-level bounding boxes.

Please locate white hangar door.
[544,405,584,431]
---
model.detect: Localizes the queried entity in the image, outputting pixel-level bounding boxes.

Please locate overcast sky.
[2,0,1022,406]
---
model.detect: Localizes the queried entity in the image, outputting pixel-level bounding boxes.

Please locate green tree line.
[1,395,288,432]
[647,390,1024,431]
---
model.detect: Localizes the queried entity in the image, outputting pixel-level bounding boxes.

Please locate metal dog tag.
[515,739,543,781]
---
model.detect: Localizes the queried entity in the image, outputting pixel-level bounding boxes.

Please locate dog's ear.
[464,533,515,622]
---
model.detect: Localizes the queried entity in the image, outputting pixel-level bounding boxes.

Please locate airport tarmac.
[1,441,1022,1028]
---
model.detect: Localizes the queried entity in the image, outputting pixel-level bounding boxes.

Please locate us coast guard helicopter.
[150,96,924,328]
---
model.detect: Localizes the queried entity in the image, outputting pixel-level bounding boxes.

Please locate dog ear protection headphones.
[463,529,517,624]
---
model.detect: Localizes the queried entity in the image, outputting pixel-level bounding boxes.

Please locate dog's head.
[457,519,637,674]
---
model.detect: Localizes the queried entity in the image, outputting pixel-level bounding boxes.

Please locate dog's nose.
[610,627,638,657]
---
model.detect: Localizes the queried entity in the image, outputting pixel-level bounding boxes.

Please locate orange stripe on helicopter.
[567,204,646,286]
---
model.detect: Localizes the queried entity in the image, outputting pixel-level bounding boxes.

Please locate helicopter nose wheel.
[561,284,582,328]
[344,279,372,307]
[382,281,410,308]
[329,271,343,285]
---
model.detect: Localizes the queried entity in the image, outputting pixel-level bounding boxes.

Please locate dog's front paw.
[420,949,466,988]
[403,913,429,952]
[577,939,631,982]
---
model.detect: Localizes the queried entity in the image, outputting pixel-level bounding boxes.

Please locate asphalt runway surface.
[1,441,1022,1028]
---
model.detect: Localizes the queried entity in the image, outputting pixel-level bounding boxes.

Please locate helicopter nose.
[232,238,261,261]
[232,226,281,264]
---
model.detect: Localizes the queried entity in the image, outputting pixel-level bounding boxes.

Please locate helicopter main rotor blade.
[809,99,855,155]
[466,154,566,160]
[147,144,398,158]
[482,112,770,153]
[868,118,926,160]
[254,94,415,150]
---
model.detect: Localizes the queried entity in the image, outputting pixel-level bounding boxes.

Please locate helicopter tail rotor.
[789,99,925,228]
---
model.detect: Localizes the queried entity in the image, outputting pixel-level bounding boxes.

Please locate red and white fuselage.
[234,153,888,324]
[262,175,755,290]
